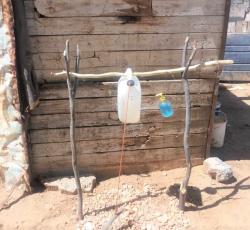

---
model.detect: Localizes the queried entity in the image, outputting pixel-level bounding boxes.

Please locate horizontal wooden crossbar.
[54,60,233,81]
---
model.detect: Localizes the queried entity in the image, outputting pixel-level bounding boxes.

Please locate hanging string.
[114,85,132,214]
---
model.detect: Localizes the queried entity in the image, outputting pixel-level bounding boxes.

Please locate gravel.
[76,182,190,230]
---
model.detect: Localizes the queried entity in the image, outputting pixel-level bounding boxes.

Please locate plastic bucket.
[212,112,227,148]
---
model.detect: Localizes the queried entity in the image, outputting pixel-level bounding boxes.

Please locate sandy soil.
[0,83,249,230]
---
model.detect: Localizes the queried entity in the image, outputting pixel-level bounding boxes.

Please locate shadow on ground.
[167,176,250,211]
[212,83,250,160]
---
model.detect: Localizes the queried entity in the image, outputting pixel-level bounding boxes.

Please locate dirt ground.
[0,83,250,230]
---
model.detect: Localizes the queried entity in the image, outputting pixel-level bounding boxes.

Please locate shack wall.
[22,0,229,178]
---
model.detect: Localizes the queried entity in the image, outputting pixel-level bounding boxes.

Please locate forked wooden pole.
[178,37,197,211]
[63,40,83,220]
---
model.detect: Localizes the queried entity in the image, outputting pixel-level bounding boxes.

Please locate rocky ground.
[1,161,250,230]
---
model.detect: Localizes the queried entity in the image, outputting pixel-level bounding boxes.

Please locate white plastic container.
[212,112,227,148]
[117,68,141,123]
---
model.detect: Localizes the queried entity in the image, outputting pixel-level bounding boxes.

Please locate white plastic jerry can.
[117,68,141,123]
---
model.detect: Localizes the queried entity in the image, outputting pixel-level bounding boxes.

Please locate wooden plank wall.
[24,0,227,84]
[23,0,227,178]
[30,80,214,177]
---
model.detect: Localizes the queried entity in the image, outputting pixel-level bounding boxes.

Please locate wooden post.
[178,37,197,211]
[205,78,219,158]
[63,40,83,220]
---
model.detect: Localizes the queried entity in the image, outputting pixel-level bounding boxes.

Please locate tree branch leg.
[64,40,83,220]
[179,38,197,211]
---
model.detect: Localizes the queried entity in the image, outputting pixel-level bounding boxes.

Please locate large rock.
[43,175,96,195]
[203,157,233,182]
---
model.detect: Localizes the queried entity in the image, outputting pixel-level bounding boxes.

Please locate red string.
[115,86,131,213]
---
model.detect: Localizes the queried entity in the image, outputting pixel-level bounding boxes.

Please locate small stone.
[83,221,95,230]
[80,176,96,193]
[42,175,96,195]
[146,223,160,230]
[203,157,233,182]
[162,171,167,176]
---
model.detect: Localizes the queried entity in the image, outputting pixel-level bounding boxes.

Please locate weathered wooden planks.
[30,33,222,53]
[38,79,215,100]
[32,147,205,166]
[30,107,211,130]
[30,120,209,144]
[26,16,224,36]
[32,94,212,115]
[32,150,204,177]
[32,158,204,178]
[23,0,226,177]
[32,133,207,158]
[33,0,152,17]
[27,0,227,18]
[152,0,226,16]
[32,49,220,70]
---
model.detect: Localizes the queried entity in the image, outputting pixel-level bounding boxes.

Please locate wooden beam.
[29,33,222,53]
[26,16,224,36]
[30,120,209,144]
[30,107,211,129]
[205,79,219,158]
[38,79,215,100]
[33,0,152,17]
[32,146,205,166]
[31,133,207,158]
[31,49,221,70]
[32,155,204,177]
[219,0,232,60]
[152,0,226,16]
[25,0,227,17]
[31,94,213,115]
